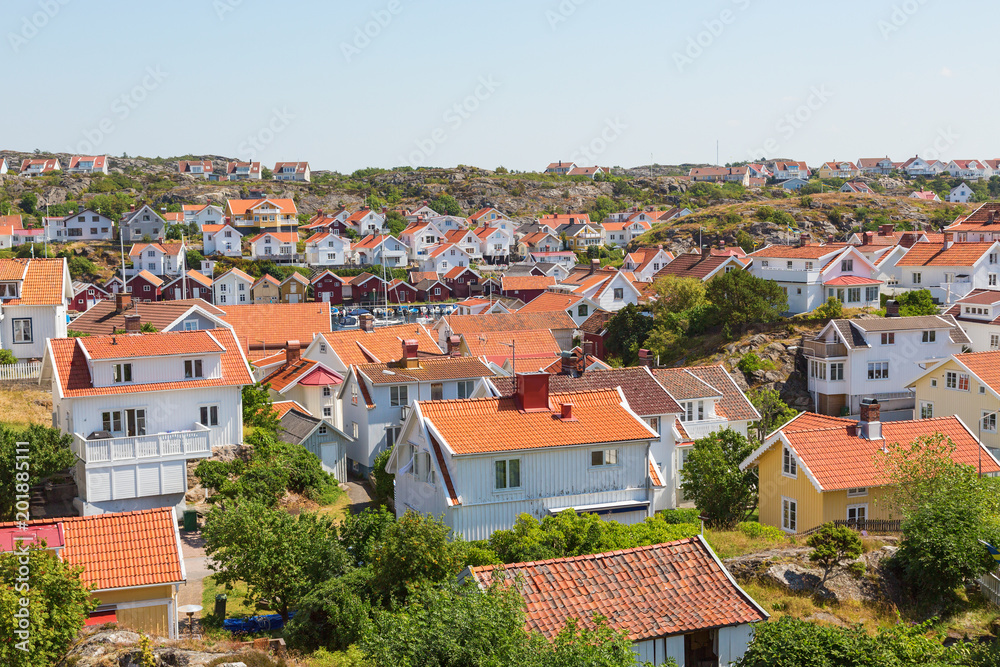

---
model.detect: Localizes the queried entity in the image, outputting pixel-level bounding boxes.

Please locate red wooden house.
[128,270,163,302]
[500,275,556,303]
[443,266,480,299]
[311,270,346,305]
[160,269,214,302]
[350,272,386,304]
[69,282,111,313]
[416,278,451,302]
[386,278,418,303]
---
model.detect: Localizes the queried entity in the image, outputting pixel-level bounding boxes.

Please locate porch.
[73,424,211,464]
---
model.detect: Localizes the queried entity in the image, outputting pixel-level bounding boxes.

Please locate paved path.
[346,478,376,515]
[176,531,208,611]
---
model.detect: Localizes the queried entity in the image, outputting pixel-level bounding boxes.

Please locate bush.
[737,522,785,541]
[284,570,373,652]
[0,349,16,365]
[812,296,844,320]
[737,352,773,374]
[371,447,393,504]
[658,508,701,524]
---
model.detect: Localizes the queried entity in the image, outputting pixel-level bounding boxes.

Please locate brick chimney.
[359,313,375,332]
[401,339,419,368]
[447,335,462,357]
[878,224,894,236]
[583,340,594,359]
[515,372,550,411]
[885,300,900,317]
[863,231,874,244]
[559,351,577,377]
[638,348,653,368]
[559,402,576,421]
[589,258,600,275]
[799,233,810,247]
[944,231,954,249]
[859,398,881,439]
[115,292,132,313]
[123,314,141,333]
[285,340,301,365]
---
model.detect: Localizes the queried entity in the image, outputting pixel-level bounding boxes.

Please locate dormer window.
[0,283,18,299]
[113,363,133,383]
[184,359,203,379]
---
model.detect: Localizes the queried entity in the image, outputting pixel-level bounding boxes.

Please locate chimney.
[515,372,550,411]
[560,402,576,421]
[799,232,810,247]
[115,292,132,313]
[77,203,84,213]
[944,231,954,249]
[583,340,594,359]
[317,209,323,216]
[123,314,141,333]
[701,244,710,258]
[989,211,996,224]
[878,224,894,236]
[638,348,653,368]
[285,340,301,365]
[560,351,577,377]
[359,313,375,332]
[885,300,900,317]
[447,335,462,357]
[858,398,882,440]
[401,338,419,368]
[590,258,600,275]
[862,231,873,244]
[129,204,136,212]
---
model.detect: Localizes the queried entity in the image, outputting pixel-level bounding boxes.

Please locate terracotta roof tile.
[650,253,734,281]
[579,309,613,334]
[218,303,331,353]
[225,198,297,216]
[502,275,557,291]
[517,291,582,313]
[443,311,576,335]
[358,356,491,384]
[322,324,440,367]
[952,351,1000,396]
[464,329,561,363]
[0,258,67,305]
[272,400,308,419]
[894,242,994,266]
[421,388,655,455]
[749,243,848,259]
[653,366,759,422]
[823,275,881,286]
[0,508,183,591]
[470,537,767,640]
[69,299,222,336]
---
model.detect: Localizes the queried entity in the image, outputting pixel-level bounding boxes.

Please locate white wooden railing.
[0,361,42,381]
[979,571,1000,607]
[72,424,211,464]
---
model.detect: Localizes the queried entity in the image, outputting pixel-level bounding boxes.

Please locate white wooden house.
[119,205,167,242]
[201,224,243,257]
[40,328,252,517]
[473,225,513,264]
[46,206,115,242]
[339,344,492,474]
[0,257,72,359]
[346,208,387,236]
[212,268,253,306]
[304,232,351,266]
[261,342,345,423]
[878,236,1000,303]
[352,234,408,267]
[128,242,186,278]
[386,372,664,540]
[943,289,1000,351]
[419,243,474,274]
[400,220,446,261]
[183,204,226,229]
[248,232,297,260]
[276,405,350,483]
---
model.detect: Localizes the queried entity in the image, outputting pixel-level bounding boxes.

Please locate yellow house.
[741,402,998,533]
[0,508,185,637]
[280,272,310,304]
[818,161,861,179]
[252,274,281,304]
[908,351,1000,460]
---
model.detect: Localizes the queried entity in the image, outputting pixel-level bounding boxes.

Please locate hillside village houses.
[184,203,225,228]
[0,257,72,359]
[120,204,167,241]
[943,289,1000,351]
[273,161,311,182]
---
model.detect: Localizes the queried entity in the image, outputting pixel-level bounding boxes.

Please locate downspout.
[646,440,653,518]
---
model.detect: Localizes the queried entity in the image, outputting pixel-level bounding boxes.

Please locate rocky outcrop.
[57,627,238,667]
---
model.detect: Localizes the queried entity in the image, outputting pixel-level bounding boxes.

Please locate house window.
[318,425,328,435]
[101,410,123,433]
[847,504,867,524]
[647,416,660,434]
[591,449,619,467]
[847,487,867,497]
[390,385,408,407]
[494,458,521,490]
[781,497,797,532]
[351,384,358,405]
[323,407,332,417]
[881,332,894,345]
[613,288,624,300]
[866,286,879,301]
[946,371,970,391]
[184,359,203,378]
[829,362,844,380]
[991,274,998,287]
[12,318,32,343]
[431,383,444,400]
[809,360,826,380]
[386,426,401,448]
[805,261,813,270]
[867,361,889,380]
[841,259,853,272]
[921,330,936,343]
[786,260,793,269]
[992,334,1000,349]
[199,405,219,426]
[457,380,475,399]
[912,272,922,284]
[578,304,588,317]
[920,401,934,419]
[782,446,797,477]
[983,411,997,433]
[113,363,133,383]
[433,287,441,295]
[761,260,769,267]
[323,386,332,397]
[680,400,704,422]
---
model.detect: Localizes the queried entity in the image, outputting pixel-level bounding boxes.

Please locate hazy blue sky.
[2,0,989,172]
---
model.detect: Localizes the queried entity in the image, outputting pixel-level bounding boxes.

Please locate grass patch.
[705,525,795,559]
[0,386,53,428]
[201,575,271,629]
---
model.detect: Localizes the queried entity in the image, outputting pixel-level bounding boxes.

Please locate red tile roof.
[501,275,556,291]
[218,303,331,353]
[748,412,1000,490]
[48,329,252,398]
[749,243,848,259]
[823,275,882,286]
[263,358,325,392]
[951,351,1000,396]
[358,356,492,384]
[0,508,183,591]
[420,388,655,455]
[225,198,297,216]
[464,328,561,365]
[272,400,308,419]
[322,324,441,367]
[650,253,736,281]
[469,536,767,640]
[69,299,222,336]
[894,242,994,266]
[0,258,67,305]
[443,311,576,335]
[652,366,759,422]
[517,291,582,313]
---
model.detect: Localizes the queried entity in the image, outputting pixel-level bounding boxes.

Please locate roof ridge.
[472,536,700,572]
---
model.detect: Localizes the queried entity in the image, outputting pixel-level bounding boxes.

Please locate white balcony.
[73,424,211,465]
[680,417,730,440]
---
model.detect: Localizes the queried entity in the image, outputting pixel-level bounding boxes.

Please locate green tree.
[18,193,38,215]
[202,501,348,622]
[0,424,75,521]
[748,388,798,442]
[893,289,938,316]
[370,511,465,604]
[587,195,618,224]
[185,248,205,270]
[284,568,374,652]
[603,303,655,366]
[879,433,1000,600]
[371,446,394,504]
[385,210,407,236]
[704,269,787,337]
[807,522,863,587]
[339,506,397,567]
[735,229,755,253]
[813,296,843,320]
[242,382,278,430]
[680,429,757,529]
[262,166,273,179]
[0,545,97,667]
[429,193,462,216]
[651,275,707,315]
[86,193,135,221]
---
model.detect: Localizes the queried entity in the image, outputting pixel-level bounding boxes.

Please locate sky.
[2,0,992,173]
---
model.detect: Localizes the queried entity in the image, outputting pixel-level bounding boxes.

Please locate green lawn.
[200,575,273,628]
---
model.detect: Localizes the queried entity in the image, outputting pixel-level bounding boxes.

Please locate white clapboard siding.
[113,466,137,499]
[0,361,41,380]
[88,469,111,502]
[138,463,161,497]
[161,461,185,494]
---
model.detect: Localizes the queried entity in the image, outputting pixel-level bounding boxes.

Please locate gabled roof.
[262,357,342,393]
[652,366,759,422]
[894,242,995,266]
[225,198,297,216]
[247,231,298,244]
[420,388,655,455]
[354,234,401,250]
[218,303,331,356]
[463,328,561,365]
[253,274,280,288]
[178,160,212,173]
[129,242,185,257]
[134,270,164,287]
[650,252,739,281]
[749,243,849,260]
[272,400,308,419]
[67,155,107,170]
[0,508,184,592]
[491,366,681,415]
[501,275,556,291]
[468,536,767,640]
[0,257,68,305]
[164,269,213,290]
[517,291,583,313]
[226,161,261,176]
[579,309,613,335]
[310,269,344,285]
[47,329,251,398]
[274,161,309,173]
[742,412,1000,491]
[215,267,254,283]
[443,265,479,280]
[357,356,492,384]
[320,324,440,367]
[67,299,223,336]
[442,310,576,335]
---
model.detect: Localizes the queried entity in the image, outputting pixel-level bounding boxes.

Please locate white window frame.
[390,385,408,407]
[494,457,521,491]
[921,330,936,343]
[199,404,219,427]
[12,318,32,343]
[590,449,619,468]
[919,401,934,419]
[846,503,868,523]
[867,361,889,380]
[847,487,868,497]
[184,358,203,379]
[781,496,797,533]
[983,411,998,433]
[113,363,133,384]
[782,445,797,478]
